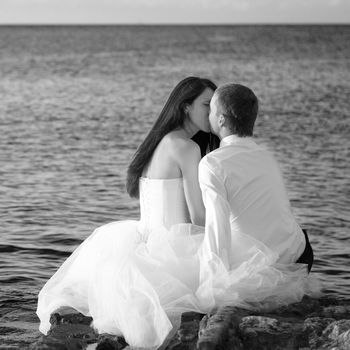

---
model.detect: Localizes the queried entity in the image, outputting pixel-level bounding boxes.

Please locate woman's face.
[187,88,214,133]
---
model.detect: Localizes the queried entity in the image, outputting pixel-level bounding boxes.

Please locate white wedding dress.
[37,177,320,349]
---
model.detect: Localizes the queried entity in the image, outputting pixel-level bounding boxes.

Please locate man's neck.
[218,129,236,140]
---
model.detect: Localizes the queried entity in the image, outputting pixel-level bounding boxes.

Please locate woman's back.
[142,131,205,226]
[142,131,191,179]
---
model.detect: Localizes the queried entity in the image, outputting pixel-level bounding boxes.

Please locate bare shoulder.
[163,131,201,157]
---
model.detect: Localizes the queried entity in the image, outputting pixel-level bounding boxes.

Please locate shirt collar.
[220,134,257,148]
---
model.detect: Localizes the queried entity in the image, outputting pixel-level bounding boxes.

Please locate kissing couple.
[37,77,320,349]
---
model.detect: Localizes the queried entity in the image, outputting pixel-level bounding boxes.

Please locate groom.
[199,83,313,272]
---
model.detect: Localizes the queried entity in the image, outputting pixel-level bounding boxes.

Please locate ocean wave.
[0,244,71,257]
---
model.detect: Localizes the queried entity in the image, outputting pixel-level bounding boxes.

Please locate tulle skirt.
[37,221,321,349]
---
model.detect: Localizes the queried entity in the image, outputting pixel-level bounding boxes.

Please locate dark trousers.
[296,229,314,273]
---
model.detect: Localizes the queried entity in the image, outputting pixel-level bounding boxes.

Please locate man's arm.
[199,158,232,269]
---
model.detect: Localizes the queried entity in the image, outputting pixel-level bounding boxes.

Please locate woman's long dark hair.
[126,76,219,198]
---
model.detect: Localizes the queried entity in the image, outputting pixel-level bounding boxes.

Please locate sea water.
[0,25,349,348]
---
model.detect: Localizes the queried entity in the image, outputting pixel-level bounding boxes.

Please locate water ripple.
[0,244,72,257]
[0,25,349,347]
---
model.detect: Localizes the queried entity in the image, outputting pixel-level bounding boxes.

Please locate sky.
[0,0,349,25]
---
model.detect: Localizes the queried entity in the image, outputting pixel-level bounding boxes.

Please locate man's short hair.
[215,83,258,137]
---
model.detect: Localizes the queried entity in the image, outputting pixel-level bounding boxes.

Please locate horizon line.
[0,22,349,26]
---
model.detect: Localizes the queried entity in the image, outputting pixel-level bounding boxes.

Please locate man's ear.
[218,114,226,127]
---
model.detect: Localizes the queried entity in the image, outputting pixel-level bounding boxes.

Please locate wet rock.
[239,315,307,350]
[30,337,82,350]
[48,322,96,341]
[320,305,350,319]
[193,297,350,350]
[96,334,121,349]
[31,314,98,350]
[177,320,199,342]
[313,319,350,350]
[303,316,336,346]
[50,312,93,327]
[31,296,350,350]
[166,312,203,350]
[267,295,322,317]
[325,320,350,340]
[197,306,243,350]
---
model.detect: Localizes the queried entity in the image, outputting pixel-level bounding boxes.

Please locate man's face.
[208,93,221,135]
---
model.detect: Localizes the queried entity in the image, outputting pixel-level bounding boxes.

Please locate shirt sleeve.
[199,158,232,269]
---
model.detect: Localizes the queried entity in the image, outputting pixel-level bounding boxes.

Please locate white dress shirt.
[198,135,306,269]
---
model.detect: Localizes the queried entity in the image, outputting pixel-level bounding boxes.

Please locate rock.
[31,313,98,350]
[267,295,322,317]
[30,296,350,350]
[31,329,90,350]
[194,297,350,350]
[239,315,307,350]
[50,312,93,327]
[320,306,350,319]
[316,320,350,350]
[197,306,243,350]
[177,320,199,342]
[304,317,336,342]
[96,334,121,349]
[166,312,203,350]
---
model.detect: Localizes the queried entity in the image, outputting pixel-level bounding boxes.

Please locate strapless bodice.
[138,177,191,237]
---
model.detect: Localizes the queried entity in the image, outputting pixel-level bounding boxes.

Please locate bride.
[37,76,219,348]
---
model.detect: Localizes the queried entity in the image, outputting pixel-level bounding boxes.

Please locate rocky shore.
[31,296,350,350]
